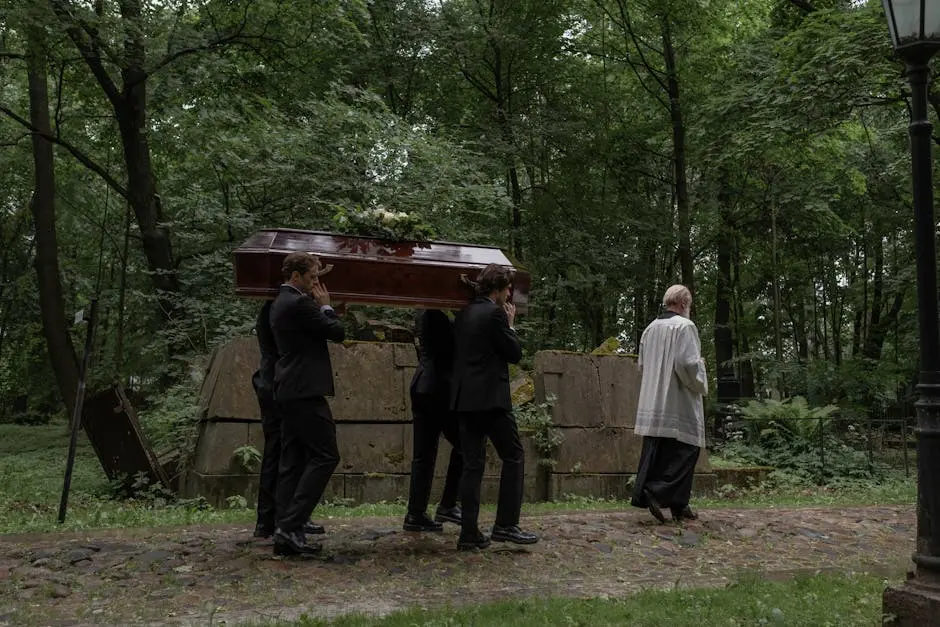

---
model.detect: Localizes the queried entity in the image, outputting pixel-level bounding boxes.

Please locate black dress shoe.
[491,525,539,545]
[434,505,462,525]
[273,528,321,556]
[403,512,443,532]
[672,506,698,521]
[253,524,274,539]
[457,530,491,551]
[643,489,666,524]
[303,521,326,535]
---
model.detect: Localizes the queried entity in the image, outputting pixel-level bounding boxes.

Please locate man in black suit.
[403,309,463,532]
[451,264,539,550]
[269,252,345,555]
[251,299,325,540]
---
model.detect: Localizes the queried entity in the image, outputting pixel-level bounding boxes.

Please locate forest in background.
[0,0,927,450]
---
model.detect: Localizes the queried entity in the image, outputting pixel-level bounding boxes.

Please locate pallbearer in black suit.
[403,309,463,532]
[251,299,325,540]
[269,252,345,556]
[451,264,539,550]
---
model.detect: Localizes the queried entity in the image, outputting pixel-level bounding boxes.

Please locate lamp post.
[882,1,940,625]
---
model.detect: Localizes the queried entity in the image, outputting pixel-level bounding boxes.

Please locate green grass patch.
[257,572,889,626]
[0,424,916,535]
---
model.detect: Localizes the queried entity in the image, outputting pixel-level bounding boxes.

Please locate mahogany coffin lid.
[233,229,531,312]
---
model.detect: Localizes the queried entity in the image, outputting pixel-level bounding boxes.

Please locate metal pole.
[57,299,98,524]
[905,56,940,582]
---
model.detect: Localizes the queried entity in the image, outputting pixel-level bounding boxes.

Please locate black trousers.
[631,436,701,513]
[458,409,525,536]
[255,391,280,530]
[275,396,340,533]
[407,392,462,515]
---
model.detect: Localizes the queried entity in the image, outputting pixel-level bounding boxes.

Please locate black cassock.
[631,436,700,515]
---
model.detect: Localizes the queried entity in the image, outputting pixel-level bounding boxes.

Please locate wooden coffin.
[233,229,531,313]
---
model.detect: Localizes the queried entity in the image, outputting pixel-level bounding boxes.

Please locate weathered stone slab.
[534,351,641,428]
[432,431,540,477]
[596,354,640,428]
[201,337,261,421]
[330,342,410,421]
[883,582,940,627]
[337,423,410,474]
[343,474,411,504]
[393,343,418,368]
[247,421,265,452]
[199,337,416,423]
[554,427,642,474]
[430,475,545,504]
[553,426,711,475]
[535,351,604,428]
[550,472,718,501]
[185,472,343,508]
[192,421,250,474]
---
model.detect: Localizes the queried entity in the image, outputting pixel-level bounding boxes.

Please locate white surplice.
[635,313,708,448]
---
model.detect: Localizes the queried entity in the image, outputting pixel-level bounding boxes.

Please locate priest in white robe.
[631,284,708,523]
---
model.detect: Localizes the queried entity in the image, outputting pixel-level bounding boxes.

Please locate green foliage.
[0,0,928,467]
[739,396,839,444]
[515,395,562,468]
[136,383,203,465]
[232,445,263,473]
[718,397,887,484]
[331,205,436,241]
[225,494,249,510]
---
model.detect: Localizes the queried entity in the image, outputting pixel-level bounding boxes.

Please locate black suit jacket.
[450,297,522,412]
[410,309,455,400]
[270,285,345,401]
[251,300,277,400]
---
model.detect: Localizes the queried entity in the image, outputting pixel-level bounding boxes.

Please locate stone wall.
[187,338,545,506]
[186,340,714,507]
[534,350,715,500]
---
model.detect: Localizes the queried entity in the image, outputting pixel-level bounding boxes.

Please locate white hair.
[663,284,692,309]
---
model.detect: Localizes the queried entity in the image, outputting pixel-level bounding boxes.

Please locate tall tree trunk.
[26,16,79,416]
[863,237,885,358]
[828,255,842,365]
[771,204,784,361]
[732,232,755,397]
[714,189,735,398]
[492,45,523,260]
[115,204,132,378]
[49,0,179,305]
[662,15,693,291]
[116,0,178,299]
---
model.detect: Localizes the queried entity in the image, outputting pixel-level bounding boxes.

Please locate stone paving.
[0,505,915,626]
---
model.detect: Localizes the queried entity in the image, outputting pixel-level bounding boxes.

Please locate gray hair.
[663,284,692,309]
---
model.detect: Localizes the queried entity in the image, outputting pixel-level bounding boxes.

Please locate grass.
[254,572,889,626]
[0,423,917,535]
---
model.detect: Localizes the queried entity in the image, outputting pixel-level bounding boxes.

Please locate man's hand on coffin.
[311,282,331,307]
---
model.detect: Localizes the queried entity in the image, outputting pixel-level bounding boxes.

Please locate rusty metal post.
[57,299,98,524]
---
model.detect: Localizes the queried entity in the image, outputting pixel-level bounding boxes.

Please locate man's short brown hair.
[475,264,515,296]
[281,252,318,281]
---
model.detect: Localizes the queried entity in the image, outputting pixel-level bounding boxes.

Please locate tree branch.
[49,0,123,107]
[0,103,128,199]
[461,68,500,103]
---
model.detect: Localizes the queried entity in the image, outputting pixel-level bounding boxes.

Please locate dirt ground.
[0,505,914,626]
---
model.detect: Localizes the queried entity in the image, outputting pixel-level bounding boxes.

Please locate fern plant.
[740,396,839,445]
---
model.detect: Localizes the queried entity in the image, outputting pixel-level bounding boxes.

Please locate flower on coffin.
[331,204,436,242]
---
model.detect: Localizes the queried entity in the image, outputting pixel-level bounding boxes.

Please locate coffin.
[233,229,531,313]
